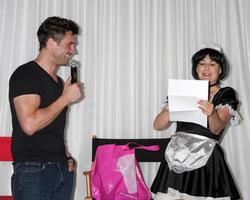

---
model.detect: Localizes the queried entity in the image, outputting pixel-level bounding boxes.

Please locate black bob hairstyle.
[191,48,229,82]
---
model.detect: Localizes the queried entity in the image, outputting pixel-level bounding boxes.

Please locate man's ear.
[47,38,57,49]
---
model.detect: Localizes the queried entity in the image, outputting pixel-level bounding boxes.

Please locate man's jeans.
[11,162,74,200]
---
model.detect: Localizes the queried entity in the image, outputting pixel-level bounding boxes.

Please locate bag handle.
[125,142,160,151]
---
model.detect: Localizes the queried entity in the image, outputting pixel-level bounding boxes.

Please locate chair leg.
[83,171,92,200]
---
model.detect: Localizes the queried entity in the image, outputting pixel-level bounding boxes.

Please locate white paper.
[117,154,137,194]
[168,79,209,127]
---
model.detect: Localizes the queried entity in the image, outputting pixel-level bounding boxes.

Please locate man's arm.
[13,78,82,135]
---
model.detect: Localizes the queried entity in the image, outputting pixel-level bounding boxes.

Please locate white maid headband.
[199,43,222,53]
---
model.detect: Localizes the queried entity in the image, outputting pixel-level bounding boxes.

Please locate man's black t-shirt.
[9,61,68,163]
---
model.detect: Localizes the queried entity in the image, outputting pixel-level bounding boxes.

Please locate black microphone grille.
[69,60,80,68]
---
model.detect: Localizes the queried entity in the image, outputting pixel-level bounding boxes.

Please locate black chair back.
[91,137,170,162]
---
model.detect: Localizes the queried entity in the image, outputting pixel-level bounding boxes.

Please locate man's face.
[52,31,77,65]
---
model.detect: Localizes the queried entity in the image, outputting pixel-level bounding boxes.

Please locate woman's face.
[196,55,221,84]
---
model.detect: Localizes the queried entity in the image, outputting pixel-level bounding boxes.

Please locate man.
[9,16,83,200]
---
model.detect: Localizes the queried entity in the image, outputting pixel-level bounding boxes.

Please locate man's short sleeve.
[9,65,40,100]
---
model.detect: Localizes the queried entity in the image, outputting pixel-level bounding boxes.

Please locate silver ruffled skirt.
[165,132,217,173]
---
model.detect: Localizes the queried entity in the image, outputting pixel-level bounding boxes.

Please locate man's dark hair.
[37,16,79,51]
[191,48,229,82]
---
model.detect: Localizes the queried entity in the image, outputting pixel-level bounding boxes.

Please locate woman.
[151,47,241,200]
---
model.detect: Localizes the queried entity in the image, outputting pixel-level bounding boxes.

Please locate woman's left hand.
[198,99,215,116]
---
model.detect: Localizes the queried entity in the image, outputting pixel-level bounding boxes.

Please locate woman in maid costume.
[151,45,241,200]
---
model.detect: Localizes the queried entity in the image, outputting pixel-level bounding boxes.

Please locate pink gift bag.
[91,143,159,200]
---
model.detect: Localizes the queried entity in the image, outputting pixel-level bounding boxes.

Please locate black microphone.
[69,60,80,84]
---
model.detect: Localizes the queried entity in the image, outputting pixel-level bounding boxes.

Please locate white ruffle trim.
[215,104,241,126]
[160,100,169,110]
[154,188,230,200]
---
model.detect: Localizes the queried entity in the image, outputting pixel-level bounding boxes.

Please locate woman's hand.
[198,99,215,116]
[198,99,231,134]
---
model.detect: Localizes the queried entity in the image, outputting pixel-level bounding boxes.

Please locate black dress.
[150,87,241,199]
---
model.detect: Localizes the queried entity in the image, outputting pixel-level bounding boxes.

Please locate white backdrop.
[0,0,250,199]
